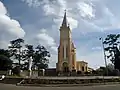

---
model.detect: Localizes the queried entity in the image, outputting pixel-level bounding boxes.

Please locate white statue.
[0,75,5,80]
[28,56,33,76]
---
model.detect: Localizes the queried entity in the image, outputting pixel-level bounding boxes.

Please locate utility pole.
[99,37,108,76]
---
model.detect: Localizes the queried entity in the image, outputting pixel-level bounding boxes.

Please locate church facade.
[56,11,88,73]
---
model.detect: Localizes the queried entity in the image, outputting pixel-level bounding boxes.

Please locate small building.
[76,61,88,72]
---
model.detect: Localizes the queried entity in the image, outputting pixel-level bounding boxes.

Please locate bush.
[12,66,20,76]
[0,55,12,71]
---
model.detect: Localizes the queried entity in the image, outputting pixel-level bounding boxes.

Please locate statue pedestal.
[28,70,32,77]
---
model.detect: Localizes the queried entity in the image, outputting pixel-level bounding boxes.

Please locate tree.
[12,66,21,76]
[24,44,34,58]
[8,38,24,66]
[0,55,12,70]
[0,49,11,58]
[0,49,12,70]
[114,47,120,71]
[107,63,114,71]
[33,45,50,70]
[23,44,50,70]
[21,44,34,70]
[103,34,120,70]
[96,65,115,76]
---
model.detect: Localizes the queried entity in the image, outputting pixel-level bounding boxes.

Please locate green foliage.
[8,38,24,66]
[0,49,11,58]
[9,38,24,48]
[103,34,120,46]
[31,45,50,69]
[12,66,20,76]
[21,62,29,70]
[6,38,50,70]
[0,49,12,70]
[103,34,120,62]
[22,44,50,70]
[103,34,120,70]
[0,55,12,70]
[24,44,34,59]
[21,44,35,70]
[94,64,120,76]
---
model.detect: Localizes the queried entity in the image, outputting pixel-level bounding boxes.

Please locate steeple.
[62,10,67,27]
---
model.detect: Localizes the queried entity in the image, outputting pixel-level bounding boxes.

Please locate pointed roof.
[72,42,76,49]
[72,42,74,48]
[62,10,67,27]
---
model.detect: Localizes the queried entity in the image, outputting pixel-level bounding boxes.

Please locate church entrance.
[63,62,69,73]
[63,67,69,72]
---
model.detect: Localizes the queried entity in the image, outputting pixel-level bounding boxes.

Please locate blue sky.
[1,0,120,69]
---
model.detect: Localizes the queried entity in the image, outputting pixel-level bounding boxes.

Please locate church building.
[56,11,88,74]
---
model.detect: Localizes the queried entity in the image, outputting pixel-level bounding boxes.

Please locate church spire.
[62,10,67,27]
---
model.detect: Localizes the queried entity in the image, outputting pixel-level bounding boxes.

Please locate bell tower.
[56,10,76,74]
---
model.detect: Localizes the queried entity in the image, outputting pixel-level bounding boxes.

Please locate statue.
[28,56,33,77]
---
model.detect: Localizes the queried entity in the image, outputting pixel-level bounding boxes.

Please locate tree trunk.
[19,48,21,67]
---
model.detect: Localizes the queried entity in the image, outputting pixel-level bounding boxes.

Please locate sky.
[0,0,120,69]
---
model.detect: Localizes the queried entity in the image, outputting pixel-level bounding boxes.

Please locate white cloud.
[77,2,95,19]
[41,0,78,29]
[49,54,57,68]
[0,2,25,37]
[0,41,9,49]
[36,29,58,67]
[21,0,42,7]
[0,2,7,14]
[36,29,57,52]
[22,0,78,29]
[92,46,101,50]
[0,1,25,48]
[43,4,56,15]
[67,17,78,29]
[22,0,120,31]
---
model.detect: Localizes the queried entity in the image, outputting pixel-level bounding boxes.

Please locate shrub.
[12,66,20,76]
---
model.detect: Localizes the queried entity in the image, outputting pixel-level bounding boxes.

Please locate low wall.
[0,71,7,75]
[20,70,38,77]
[0,77,23,84]
[21,76,120,84]
[1,76,120,85]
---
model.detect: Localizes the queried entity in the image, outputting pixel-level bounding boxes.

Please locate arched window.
[72,55,74,61]
[63,46,64,58]
[82,66,84,71]
[86,66,87,71]
[66,46,68,58]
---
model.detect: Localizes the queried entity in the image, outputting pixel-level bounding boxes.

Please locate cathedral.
[56,11,88,74]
